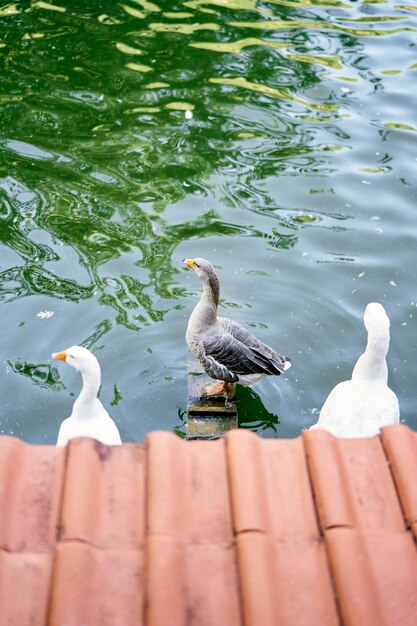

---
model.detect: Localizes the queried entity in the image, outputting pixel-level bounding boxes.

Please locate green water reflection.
[0,0,416,443]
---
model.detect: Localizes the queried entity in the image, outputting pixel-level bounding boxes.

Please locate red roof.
[1,425,417,626]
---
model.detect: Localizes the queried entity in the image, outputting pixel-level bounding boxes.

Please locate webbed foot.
[203,380,229,397]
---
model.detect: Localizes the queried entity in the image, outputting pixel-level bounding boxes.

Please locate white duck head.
[52,345,100,376]
[52,345,101,407]
[363,302,390,334]
[352,302,391,382]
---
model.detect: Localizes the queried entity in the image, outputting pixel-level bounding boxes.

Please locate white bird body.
[311,302,399,437]
[53,345,122,447]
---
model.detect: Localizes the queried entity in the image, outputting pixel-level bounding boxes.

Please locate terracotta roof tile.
[61,438,145,548]
[227,429,319,537]
[185,542,242,626]
[326,528,417,626]
[228,430,339,626]
[146,432,241,626]
[303,428,405,533]
[146,537,242,626]
[305,428,417,626]
[146,536,186,626]
[0,551,52,626]
[1,426,417,626]
[147,431,233,541]
[49,542,144,626]
[235,533,278,626]
[380,424,417,533]
[0,436,64,551]
[237,533,339,626]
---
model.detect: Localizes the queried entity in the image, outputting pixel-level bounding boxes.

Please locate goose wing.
[218,317,289,371]
[201,318,289,380]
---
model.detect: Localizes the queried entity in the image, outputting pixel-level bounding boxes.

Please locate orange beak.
[52,351,67,361]
[183,258,195,268]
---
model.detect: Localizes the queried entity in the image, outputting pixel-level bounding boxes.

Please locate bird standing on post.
[183,257,291,395]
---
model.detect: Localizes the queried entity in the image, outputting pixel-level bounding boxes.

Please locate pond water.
[0,0,416,444]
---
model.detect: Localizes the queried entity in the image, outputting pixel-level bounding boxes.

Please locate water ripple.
[228,18,416,37]
[209,76,339,111]
[8,358,66,392]
[1,0,416,439]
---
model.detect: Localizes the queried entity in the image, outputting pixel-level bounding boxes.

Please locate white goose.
[52,345,122,447]
[310,302,399,437]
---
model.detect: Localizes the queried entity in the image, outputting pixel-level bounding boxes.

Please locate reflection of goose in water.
[236,386,281,433]
[52,346,122,447]
[183,257,291,395]
[310,302,399,437]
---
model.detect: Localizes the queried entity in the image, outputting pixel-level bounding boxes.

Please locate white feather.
[311,302,399,438]
[53,346,122,447]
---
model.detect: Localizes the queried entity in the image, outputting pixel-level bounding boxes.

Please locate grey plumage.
[184,257,291,385]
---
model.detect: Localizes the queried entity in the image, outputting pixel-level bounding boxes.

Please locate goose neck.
[202,273,220,308]
[366,326,390,361]
[73,366,101,416]
[352,327,389,382]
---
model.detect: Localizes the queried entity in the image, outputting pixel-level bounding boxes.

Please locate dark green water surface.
[1,0,416,443]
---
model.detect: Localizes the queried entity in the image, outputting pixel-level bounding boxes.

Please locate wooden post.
[186,366,238,440]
